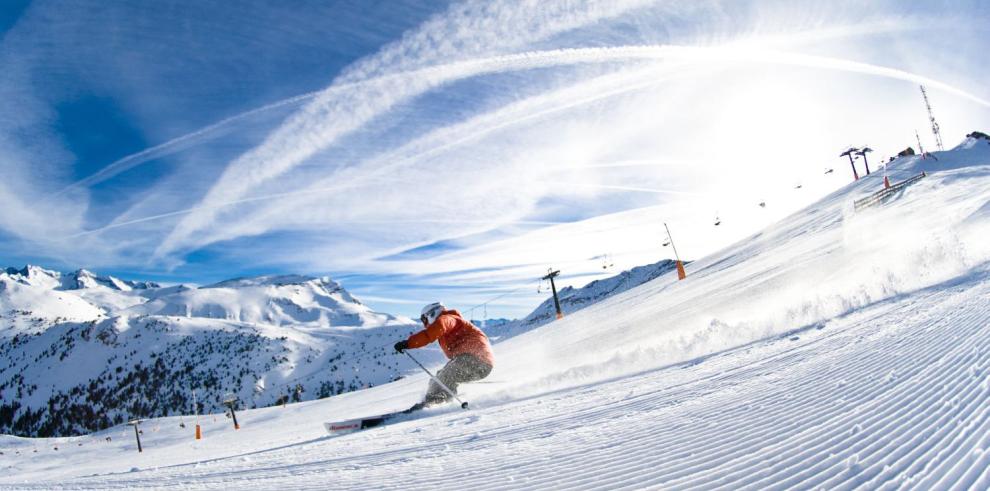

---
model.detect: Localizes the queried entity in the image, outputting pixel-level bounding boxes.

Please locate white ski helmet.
[420,302,445,326]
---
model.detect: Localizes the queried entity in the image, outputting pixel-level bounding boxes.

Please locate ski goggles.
[420,314,429,326]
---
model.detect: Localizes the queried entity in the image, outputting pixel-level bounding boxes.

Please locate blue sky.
[1,0,989,319]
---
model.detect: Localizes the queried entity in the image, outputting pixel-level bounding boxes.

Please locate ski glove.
[394,340,409,353]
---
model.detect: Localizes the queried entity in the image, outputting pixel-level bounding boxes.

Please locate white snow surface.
[3,142,990,489]
[0,267,162,322]
[0,276,103,335]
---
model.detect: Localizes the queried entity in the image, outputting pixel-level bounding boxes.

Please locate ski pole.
[403,351,469,409]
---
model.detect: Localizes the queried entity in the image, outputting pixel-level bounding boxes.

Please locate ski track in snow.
[2,146,990,489]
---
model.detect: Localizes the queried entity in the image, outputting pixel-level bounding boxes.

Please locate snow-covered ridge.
[67,269,161,291]
[127,274,393,328]
[955,131,990,150]
[3,265,160,292]
[0,273,104,333]
[205,274,335,289]
[484,259,679,340]
[0,268,398,329]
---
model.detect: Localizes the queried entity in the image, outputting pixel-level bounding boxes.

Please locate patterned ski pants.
[425,354,493,405]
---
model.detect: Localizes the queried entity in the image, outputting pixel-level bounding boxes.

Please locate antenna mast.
[919,85,944,151]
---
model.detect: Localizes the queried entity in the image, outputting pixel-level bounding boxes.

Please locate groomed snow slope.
[2,140,990,489]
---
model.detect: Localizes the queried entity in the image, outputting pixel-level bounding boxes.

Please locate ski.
[323,398,474,435]
[323,402,439,435]
[323,415,391,435]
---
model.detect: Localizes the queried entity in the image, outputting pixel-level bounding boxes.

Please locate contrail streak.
[92,44,983,256]
[52,20,926,200]
[55,0,655,199]
[80,65,678,241]
[51,90,319,197]
[68,201,563,238]
[61,43,985,205]
[167,44,983,252]
[152,63,698,249]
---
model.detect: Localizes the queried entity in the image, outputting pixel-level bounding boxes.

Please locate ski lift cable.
[464,279,543,313]
[461,245,660,320]
[486,155,839,248]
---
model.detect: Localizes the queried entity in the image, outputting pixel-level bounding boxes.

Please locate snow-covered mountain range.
[0,269,427,437]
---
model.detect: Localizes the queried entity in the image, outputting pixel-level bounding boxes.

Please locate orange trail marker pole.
[193,389,202,440]
[664,222,687,280]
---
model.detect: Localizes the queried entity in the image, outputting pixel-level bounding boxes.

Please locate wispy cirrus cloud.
[152,0,660,259]
[147,44,988,257]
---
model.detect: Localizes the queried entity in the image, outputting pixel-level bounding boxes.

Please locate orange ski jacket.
[406,309,495,367]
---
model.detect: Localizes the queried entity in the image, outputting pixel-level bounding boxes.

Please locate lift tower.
[542,269,564,320]
[919,86,944,151]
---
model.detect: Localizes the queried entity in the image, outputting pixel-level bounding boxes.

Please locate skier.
[394,302,495,411]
